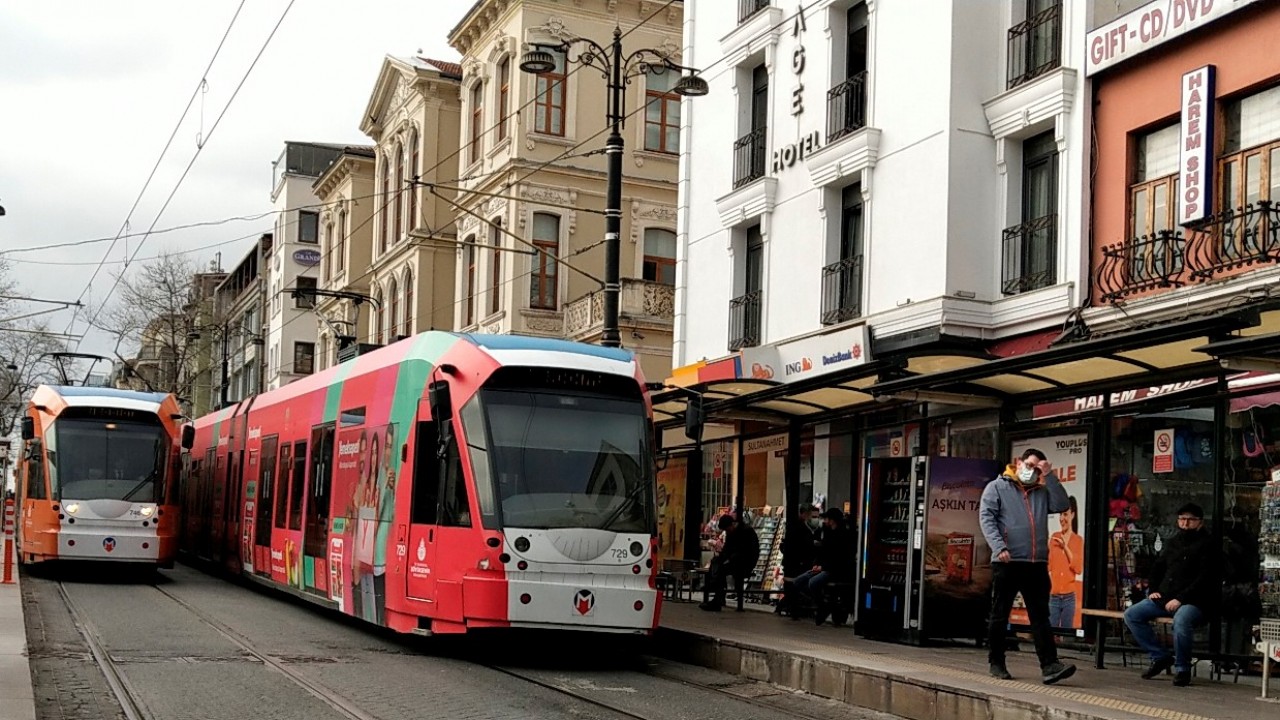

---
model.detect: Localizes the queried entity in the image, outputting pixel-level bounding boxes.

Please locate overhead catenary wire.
[62,0,249,332]
[76,0,298,348]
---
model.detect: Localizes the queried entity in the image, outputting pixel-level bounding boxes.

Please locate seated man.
[792,508,856,625]
[700,514,760,611]
[777,504,820,616]
[1123,503,1216,687]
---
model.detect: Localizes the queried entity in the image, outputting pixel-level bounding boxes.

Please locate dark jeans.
[705,557,750,606]
[988,561,1058,669]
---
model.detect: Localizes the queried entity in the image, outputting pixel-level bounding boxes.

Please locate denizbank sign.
[1086,0,1264,76]
[739,324,871,385]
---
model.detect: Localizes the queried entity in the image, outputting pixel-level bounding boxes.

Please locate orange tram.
[181,332,665,636]
[16,385,190,567]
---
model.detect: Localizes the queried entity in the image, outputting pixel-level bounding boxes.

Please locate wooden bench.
[1082,608,1172,670]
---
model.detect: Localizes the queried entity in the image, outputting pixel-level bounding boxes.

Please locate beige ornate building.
[313,146,376,370]
[313,56,463,369]
[448,0,682,382]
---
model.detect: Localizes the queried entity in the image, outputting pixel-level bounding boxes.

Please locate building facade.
[352,56,463,358]
[211,233,271,408]
[313,146,377,371]
[264,141,345,390]
[447,0,684,382]
[663,0,1278,650]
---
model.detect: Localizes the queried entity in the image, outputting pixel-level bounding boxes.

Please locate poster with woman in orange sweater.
[1048,496,1084,629]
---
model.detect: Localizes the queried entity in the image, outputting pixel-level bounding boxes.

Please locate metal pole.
[601,27,625,349]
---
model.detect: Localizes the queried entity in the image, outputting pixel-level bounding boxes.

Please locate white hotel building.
[659,0,1092,559]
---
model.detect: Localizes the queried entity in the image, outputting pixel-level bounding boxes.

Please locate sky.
[0,0,477,360]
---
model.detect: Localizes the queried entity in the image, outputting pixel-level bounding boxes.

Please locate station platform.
[0,541,35,720]
[656,601,1273,720]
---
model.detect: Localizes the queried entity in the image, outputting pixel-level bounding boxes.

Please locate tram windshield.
[46,417,168,503]
[462,384,654,533]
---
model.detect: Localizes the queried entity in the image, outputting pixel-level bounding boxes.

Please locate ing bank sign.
[740,324,871,385]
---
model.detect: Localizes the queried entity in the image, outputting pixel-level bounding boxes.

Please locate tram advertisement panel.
[333,423,398,624]
[1009,434,1088,632]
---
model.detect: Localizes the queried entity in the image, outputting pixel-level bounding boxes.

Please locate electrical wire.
[76,0,298,347]
[62,0,249,330]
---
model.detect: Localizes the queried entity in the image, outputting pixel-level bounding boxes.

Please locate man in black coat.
[776,504,820,616]
[792,508,856,624]
[1123,503,1217,686]
[700,513,761,611]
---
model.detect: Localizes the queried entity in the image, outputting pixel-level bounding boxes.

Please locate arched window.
[336,210,347,273]
[489,218,502,315]
[407,129,419,231]
[643,228,677,285]
[470,82,484,164]
[530,213,560,309]
[324,221,334,281]
[394,142,404,243]
[497,58,510,141]
[373,287,385,345]
[389,276,400,340]
[403,267,414,336]
[380,156,390,255]
[465,235,477,326]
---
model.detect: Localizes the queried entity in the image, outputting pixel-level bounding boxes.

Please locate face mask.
[807,518,821,530]
[1017,466,1037,484]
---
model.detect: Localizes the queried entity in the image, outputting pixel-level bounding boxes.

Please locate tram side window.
[26,444,46,500]
[274,444,292,530]
[289,440,307,531]
[440,435,471,527]
[410,421,440,525]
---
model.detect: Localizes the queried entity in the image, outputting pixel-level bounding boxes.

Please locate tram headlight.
[139,506,155,518]
[64,503,80,515]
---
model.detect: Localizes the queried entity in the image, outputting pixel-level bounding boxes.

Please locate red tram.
[182,332,662,635]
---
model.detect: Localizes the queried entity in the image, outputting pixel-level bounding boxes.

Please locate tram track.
[56,581,381,720]
[53,574,867,720]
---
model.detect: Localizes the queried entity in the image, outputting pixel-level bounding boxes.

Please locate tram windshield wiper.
[121,470,157,503]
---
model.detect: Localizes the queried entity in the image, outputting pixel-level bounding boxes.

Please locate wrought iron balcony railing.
[1185,201,1280,280]
[728,290,763,351]
[1096,230,1187,302]
[827,71,868,144]
[732,127,768,189]
[1007,2,1062,89]
[1001,214,1057,295]
[821,256,863,325]
[739,0,770,24]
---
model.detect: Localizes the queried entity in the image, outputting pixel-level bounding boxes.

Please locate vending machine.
[856,456,1000,644]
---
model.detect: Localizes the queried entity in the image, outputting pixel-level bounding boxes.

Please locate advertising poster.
[333,426,367,616]
[922,457,1001,639]
[1009,434,1088,632]
[657,455,687,560]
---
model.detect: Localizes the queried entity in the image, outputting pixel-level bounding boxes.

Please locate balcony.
[827,72,868,144]
[1186,202,1280,280]
[563,279,675,340]
[1096,231,1187,302]
[732,127,768,189]
[1007,2,1062,89]
[739,0,769,23]
[821,256,863,325]
[1001,214,1057,295]
[728,290,763,351]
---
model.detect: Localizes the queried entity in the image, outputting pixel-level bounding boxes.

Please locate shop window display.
[1106,409,1216,613]
[1224,397,1280,651]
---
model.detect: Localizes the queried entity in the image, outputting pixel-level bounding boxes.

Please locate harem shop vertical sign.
[1179,65,1215,225]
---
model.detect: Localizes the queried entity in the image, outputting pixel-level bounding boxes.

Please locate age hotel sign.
[1086,0,1264,76]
